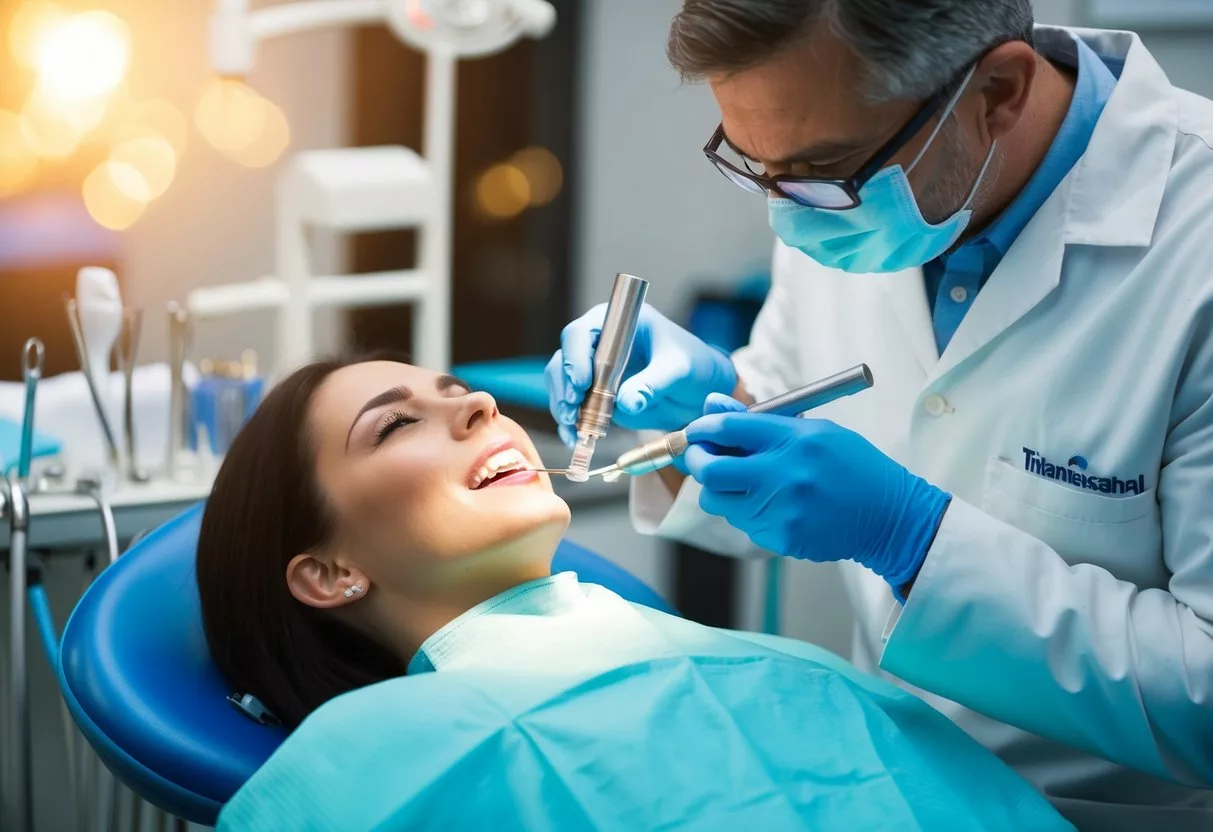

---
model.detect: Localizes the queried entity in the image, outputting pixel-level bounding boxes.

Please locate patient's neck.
[372,537,556,665]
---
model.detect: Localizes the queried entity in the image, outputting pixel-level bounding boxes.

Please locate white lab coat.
[632,27,1213,832]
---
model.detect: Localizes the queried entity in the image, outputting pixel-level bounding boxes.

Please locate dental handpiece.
[596,364,874,481]
[567,273,649,481]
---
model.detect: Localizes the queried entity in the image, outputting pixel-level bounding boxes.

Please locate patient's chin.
[424,508,568,587]
[494,493,570,540]
[469,478,569,522]
[479,494,568,547]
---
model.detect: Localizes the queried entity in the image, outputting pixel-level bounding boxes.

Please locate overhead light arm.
[200,0,557,375]
[210,1,386,77]
[210,0,554,77]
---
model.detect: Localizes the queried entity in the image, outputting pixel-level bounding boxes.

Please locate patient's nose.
[453,391,499,437]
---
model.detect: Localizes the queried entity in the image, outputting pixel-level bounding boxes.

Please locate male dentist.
[547,1,1213,829]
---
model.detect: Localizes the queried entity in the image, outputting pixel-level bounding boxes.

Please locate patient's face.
[308,361,570,592]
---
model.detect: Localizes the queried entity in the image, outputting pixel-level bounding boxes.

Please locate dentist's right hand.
[546,303,739,446]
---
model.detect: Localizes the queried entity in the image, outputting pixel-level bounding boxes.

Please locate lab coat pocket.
[980,457,1163,585]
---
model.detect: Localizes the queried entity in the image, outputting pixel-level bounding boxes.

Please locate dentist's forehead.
[710,22,891,163]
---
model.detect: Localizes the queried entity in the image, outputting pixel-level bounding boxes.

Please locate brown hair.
[196,354,408,728]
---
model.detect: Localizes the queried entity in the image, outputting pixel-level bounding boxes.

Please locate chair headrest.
[58,503,288,825]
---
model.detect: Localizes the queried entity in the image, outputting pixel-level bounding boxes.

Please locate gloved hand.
[683,394,952,594]
[545,303,738,446]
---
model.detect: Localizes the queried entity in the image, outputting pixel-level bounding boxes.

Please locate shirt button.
[923,394,948,417]
[950,286,969,304]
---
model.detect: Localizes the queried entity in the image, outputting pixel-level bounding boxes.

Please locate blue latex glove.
[683,394,952,594]
[545,303,738,446]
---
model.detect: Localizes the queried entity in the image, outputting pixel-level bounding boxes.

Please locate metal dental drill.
[566,273,650,481]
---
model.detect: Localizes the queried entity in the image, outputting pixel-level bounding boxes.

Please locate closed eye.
[373,411,419,447]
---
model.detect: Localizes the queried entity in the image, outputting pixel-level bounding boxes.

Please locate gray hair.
[667,0,1035,102]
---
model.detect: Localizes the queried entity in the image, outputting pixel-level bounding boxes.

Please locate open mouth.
[470,448,535,490]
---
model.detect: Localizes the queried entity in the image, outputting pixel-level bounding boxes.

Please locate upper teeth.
[472,448,528,489]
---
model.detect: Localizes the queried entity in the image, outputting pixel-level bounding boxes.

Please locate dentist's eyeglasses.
[702,72,960,211]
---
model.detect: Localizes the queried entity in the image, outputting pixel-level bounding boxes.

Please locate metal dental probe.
[167,302,193,479]
[64,298,121,471]
[534,364,874,481]
[5,339,42,832]
[118,308,151,483]
[17,338,43,482]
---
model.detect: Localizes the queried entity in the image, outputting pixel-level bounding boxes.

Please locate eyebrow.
[721,128,866,168]
[345,374,470,449]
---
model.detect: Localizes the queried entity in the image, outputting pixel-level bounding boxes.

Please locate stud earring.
[343,583,365,599]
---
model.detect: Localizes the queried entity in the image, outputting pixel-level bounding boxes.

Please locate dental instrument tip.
[567,433,597,481]
[526,464,620,480]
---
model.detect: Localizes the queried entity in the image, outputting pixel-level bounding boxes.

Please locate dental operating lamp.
[201,0,556,375]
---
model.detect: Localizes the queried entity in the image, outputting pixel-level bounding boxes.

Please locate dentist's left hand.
[545,303,738,446]
[683,395,952,594]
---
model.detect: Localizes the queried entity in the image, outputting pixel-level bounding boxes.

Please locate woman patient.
[198,356,1071,831]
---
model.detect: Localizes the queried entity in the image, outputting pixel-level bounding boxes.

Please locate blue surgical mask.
[768,70,996,274]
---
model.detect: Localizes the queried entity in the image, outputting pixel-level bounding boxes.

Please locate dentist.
[547,1,1213,829]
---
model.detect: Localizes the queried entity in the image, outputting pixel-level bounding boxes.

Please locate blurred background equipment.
[188,0,557,378]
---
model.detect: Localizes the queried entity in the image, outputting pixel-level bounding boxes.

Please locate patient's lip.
[467,435,527,489]
[479,469,539,490]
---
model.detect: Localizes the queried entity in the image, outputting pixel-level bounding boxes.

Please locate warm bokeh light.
[105,159,151,203]
[8,1,66,70]
[2,5,185,223]
[475,163,531,219]
[27,83,110,135]
[225,100,290,168]
[18,93,82,159]
[510,146,563,206]
[0,111,39,197]
[195,78,270,153]
[110,135,176,200]
[83,161,147,230]
[117,99,189,156]
[34,10,131,106]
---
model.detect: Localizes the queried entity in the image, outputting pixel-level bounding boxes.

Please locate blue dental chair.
[56,503,677,827]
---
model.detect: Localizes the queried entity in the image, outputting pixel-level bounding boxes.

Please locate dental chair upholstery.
[57,502,677,826]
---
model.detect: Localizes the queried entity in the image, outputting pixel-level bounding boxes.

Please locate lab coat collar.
[1049,27,1177,248]
[885,26,1178,381]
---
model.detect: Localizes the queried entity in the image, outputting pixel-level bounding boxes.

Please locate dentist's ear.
[286,554,370,609]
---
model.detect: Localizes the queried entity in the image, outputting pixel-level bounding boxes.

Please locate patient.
[198,356,1072,831]
[198,353,569,726]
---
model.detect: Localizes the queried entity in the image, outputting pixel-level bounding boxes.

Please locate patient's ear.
[286,553,369,609]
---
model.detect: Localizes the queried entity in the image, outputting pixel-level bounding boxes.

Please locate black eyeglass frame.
[703,70,966,210]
